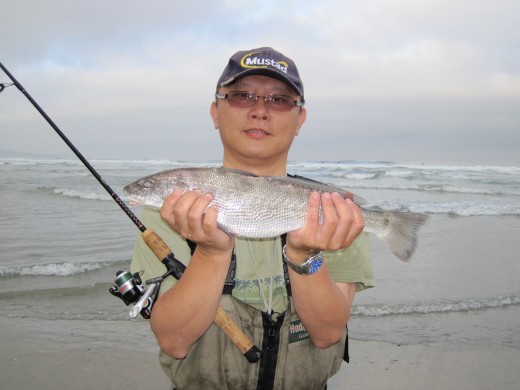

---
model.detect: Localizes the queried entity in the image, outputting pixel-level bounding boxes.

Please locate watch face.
[307,258,323,274]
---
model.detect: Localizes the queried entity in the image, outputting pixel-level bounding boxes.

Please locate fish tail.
[365,210,429,262]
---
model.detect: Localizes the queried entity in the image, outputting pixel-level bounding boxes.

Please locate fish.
[124,167,428,262]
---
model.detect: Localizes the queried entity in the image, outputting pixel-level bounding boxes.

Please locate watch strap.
[282,245,323,275]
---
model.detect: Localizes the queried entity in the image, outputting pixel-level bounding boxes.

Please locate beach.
[2,315,519,389]
[0,316,170,389]
[1,158,519,388]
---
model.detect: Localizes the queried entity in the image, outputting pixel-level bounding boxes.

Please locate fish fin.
[367,210,429,262]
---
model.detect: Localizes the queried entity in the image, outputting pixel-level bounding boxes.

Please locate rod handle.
[215,306,262,363]
[142,229,172,260]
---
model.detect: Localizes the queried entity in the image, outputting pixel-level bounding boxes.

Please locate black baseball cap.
[216,47,304,100]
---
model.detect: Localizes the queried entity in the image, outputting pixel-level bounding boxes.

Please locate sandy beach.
[1,315,518,390]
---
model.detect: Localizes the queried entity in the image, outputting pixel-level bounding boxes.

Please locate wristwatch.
[282,245,323,275]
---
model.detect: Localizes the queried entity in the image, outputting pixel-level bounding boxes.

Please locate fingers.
[160,190,212,239]
[186,193,214,239]
[332,194,365,248]
[290,192,365,253]
[160,190,183,227]
[304,191,321,235]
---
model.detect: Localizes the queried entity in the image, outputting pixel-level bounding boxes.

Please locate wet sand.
[1,316,518,389]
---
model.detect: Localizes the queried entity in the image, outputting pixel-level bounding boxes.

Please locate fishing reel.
[109,270,162,319]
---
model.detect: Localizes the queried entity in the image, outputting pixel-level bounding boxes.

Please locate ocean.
[1,158,519,352]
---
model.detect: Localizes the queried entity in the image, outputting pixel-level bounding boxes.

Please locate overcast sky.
[1,0,519,165]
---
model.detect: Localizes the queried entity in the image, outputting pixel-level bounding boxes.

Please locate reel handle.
[142,229,261,363]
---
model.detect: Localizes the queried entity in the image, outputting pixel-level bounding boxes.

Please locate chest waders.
[161,235,349,390]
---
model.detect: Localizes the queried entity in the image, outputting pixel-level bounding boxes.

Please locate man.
[131,47,374,389]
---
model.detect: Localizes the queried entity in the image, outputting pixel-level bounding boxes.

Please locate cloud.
[1,0,519,164]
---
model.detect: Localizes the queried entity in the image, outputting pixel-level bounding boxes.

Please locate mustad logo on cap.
[240,52,289,74]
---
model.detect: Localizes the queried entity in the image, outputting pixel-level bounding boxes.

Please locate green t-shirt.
[131,208,374,314]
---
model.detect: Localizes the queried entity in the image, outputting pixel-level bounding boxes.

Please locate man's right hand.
[160,190,235,255]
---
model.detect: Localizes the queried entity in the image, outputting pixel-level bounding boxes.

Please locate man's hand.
[160,190,234,255]
[286,192,365,259]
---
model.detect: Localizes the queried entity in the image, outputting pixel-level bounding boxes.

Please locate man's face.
[210,75,306,170]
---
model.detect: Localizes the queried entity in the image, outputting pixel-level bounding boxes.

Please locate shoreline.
[1,316,519,389]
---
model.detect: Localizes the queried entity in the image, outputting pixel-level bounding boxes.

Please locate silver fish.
[124,167,428,262]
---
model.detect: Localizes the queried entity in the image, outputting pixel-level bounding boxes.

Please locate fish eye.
[141,180,152,189]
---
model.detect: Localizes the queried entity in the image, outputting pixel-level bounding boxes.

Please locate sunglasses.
[215,91,304,112]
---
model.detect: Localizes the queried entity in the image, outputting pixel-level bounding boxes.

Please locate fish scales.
[124,167,428,261]
[213,174,316,238]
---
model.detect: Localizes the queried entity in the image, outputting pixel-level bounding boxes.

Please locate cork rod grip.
[142,229,172,260]
[215,306,262,363]
[142,229,261,363]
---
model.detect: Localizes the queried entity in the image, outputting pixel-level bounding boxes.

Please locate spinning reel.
[109,270,163,319]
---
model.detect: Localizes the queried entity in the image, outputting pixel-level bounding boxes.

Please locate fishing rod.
[0,62,261,363]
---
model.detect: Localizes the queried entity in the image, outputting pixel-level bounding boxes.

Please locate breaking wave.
[34,186,115,201]
[367,200,520,216]
[52,188,112,201]
[0,261,118,278]
[352,295,520,317]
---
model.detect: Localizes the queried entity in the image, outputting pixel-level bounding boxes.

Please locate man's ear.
[295,107,307,136]
[210,101,219,129]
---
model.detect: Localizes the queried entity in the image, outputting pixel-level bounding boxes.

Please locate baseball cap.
[216,47,304,100]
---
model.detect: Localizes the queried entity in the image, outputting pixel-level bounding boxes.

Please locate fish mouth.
[126,195,141,206]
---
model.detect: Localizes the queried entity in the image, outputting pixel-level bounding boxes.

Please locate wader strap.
[222,253,237,294]
[186,239,197,255]
[344,325,349,363]
[186,239,237,294]
[281,233,292,296]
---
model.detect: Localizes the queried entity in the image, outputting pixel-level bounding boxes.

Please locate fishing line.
[0,62,261,363]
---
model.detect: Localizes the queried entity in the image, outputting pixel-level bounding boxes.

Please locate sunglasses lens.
[226,92,297,111]
[268,95,295,111]
[228,92,255,108]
